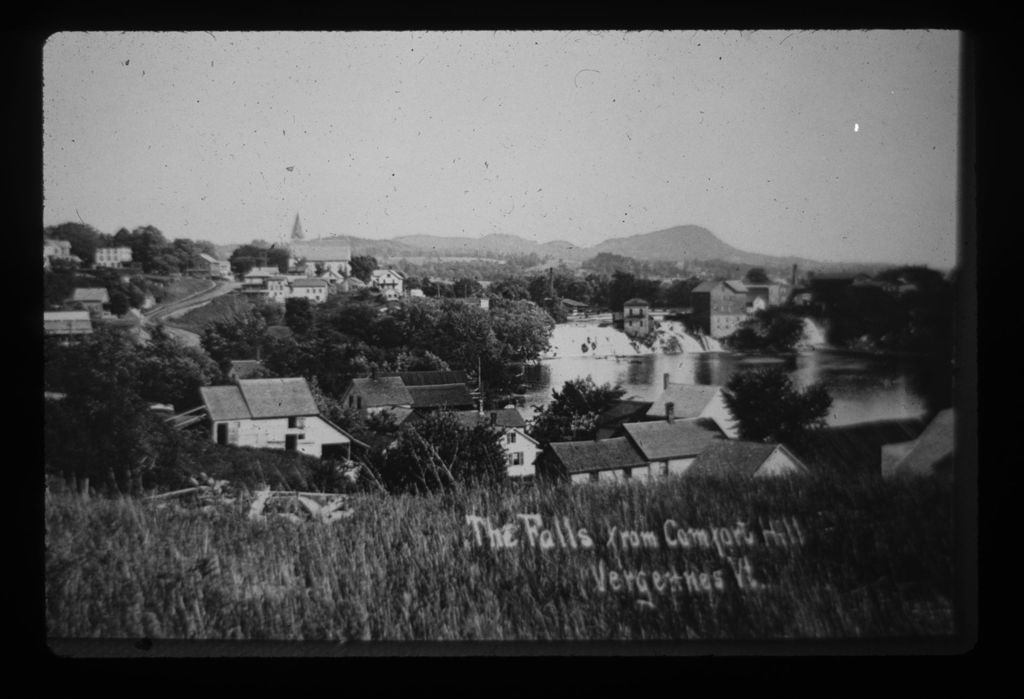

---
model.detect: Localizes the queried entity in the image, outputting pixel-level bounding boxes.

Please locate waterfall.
[800,317,827,348]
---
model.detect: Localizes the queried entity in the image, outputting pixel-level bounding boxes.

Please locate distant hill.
[221,225,888,272]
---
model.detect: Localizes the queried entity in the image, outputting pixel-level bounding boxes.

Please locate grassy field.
[45,474,955,641]
[163,293,254,335]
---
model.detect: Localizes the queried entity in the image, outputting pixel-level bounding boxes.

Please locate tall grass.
[45,473,954,641]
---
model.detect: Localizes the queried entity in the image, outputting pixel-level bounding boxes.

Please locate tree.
[723,368,832,446]
[453,277,484,298]
[528,377,626,444]
[45,222,110,263]
[745,267,770,284]
[728,308,806,353]
[136,325,220,410]
[200,310,269,371]
[350,255,378,282]
[284,297,315,336]
[490,278,531,301]
[375,410,507,493]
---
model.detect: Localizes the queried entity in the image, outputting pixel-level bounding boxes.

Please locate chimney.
[791,264,798,287]
[370,366,378,380]
[663,373,671,390]
[490,411,497,426]
[665,401,675,424]
[478,399,485,415]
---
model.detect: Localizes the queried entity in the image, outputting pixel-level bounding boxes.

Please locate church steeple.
[291,213,304,241]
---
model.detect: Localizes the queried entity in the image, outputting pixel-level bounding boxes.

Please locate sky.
[43,30,961,268]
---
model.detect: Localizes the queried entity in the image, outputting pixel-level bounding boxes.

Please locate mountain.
[221,225,848,270]
[589,225,820,268]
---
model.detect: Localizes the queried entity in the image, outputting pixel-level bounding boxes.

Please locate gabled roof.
[200,385,252,421]
[548,437,648,474]
[407,383,475,409]
[648,384,723,419]
[623,298,650,306]
[887,409,954,478]
[561,298,589,307]
[238,378,319,419]
[371,268,405,280]
[622,419,724,461]
[348,377,414,408]
[686,441,808,478]
[199,253,221,264]
[71,287,110,303]
[452,408,528,431]
[791,417,927,477]
[692,280,747,294]
[290,278,329,288]
[387,370,469,387]
[201,378,320,421]
[340,276,367,289]
[245,266,281,277]
[596,400,653,428]
[292,243,351,262]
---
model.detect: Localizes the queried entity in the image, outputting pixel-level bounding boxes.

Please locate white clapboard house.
[199,377,360,459]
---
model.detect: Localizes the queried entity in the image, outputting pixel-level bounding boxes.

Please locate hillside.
[220,225,886,271]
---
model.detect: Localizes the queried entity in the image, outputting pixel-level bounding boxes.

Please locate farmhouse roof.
[686,441,808,478]
[200,385,252,421]
[245,266,281,278]
[71,287,110,303]
[239,378,319,418]
[561,298,589,307]
[621,419,724,461]
[623,298,650,307]
[372,268,405,280]
[648,384,723,419]
[199,253,221,264]
[723,280,748,293]
[407,383,475,409]
[290,278,329,288]
[548,437,648,474]
[452,408,528,430]
[791,417,927,477]
[348,377,414,408]
[292,243,352,262]
[387,370,469,387]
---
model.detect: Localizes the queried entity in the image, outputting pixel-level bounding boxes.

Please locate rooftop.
[622,419,724,461]
[686,441,807,478]
[348,376,415,408]
[648,384,723,419]
[407,383,475,409]
[623,298,650,307]
[790,417,927,477]
[548,437,648,474]
[71,287,110,303]
[452,408,528,430]
[387,370,469,387]
[200,377,320,422]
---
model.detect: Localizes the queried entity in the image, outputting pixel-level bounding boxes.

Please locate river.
[519,321,937,426]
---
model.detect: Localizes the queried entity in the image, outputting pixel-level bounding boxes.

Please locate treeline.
[44,222,219,275]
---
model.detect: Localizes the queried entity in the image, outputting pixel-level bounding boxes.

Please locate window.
[589,472,600,483]
[507,432,516,444]
[508,452,524,466]
[288,416,305,429]
[622,468,632,479]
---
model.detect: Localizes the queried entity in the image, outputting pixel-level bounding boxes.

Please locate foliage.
[45,473,954,640]
[744,267,770,284]
[728,308,806,353]
[284,297,315,336]
[528,377,626,444]
[229,243,290,275]
[200,309,269,371]
[723,368,832,446]
[45,222,110,262]
[136,326,220,410]
[349,255,378,282]
[375,411,507,493]
[453,277,484,298]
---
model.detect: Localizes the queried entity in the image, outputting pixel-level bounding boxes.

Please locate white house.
[622,298,653,338]
[453,408,539,479]
[288,278,330,303]
[340,376,415,414]
[648,375,739,439]
[199,377,359,460]
[70,287,110,315]
[198,253,232,279]
[371,269,405,300]
[290,243,352,277]
[94,247,133,268]
[43,239,73,268]
[44,310,93,336]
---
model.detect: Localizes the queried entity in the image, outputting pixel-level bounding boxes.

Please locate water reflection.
[521,349,937,426]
